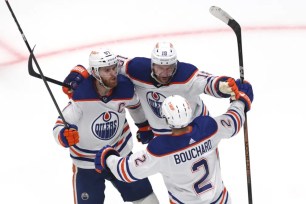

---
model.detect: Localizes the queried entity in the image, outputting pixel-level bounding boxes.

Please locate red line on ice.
[1,25,306,67]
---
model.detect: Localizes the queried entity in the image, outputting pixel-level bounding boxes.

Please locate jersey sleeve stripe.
[70,154,94,162]
[211,187,229,204]
[208,76,218,97]
[229,109,243,126]
[205,76,228,98]
[121,122,130,134]
[73,144,99,154]
[69,146,96,158]
[53,124,64,130]
[116,158,125,181]
[124,156,140,181]
[120,158,133,183]
[223,113,238,136]
[116,132,132,153]
[151,128,172,136]
[228,111,240,133]
[116,156,139,183]
[227,109,242,133]
[53,116,65,130]
[200,101,210,116]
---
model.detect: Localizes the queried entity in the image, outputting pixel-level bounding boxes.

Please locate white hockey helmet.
[161,95,192,129]
[151,42,178,84]
[151,42,177,65]
[89,49,118,87]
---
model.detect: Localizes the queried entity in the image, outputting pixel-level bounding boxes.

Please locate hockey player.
[94,80,253,204]
[62,42,238,144]
[53,49,159,204]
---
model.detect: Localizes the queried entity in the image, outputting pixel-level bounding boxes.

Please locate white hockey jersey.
[119,57,230,135]
[106,101,245,204]
[53,75,145,169]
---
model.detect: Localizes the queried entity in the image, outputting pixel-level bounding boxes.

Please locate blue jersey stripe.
[117,132,132,152]
[116,158,125,181]
[70,154,94,162]
[125,156,140,181]
[224,113,237,136]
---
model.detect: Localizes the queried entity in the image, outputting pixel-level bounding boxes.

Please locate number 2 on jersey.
[192,158,213,194]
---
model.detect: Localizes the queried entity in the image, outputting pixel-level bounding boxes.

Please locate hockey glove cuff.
[218,77,239,99]
[95,145,120,174]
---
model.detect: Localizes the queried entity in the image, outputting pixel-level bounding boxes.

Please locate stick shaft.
[6,0,69,127]
[210,6,253,203]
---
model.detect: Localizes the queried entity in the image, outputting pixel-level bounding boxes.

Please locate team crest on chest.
[146,91,166,118]
[91,111,119,140]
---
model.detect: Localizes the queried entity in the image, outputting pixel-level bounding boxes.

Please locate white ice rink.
[1,0,306,203]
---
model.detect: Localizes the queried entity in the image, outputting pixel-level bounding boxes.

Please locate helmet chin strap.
[98,80,112,90]
[92,69,112,91]
[97,75,112,91]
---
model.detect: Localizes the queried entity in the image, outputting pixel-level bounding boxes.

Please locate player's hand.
[58,124,79,147]
[95,145,120,180]
[135,121,154,144]
[62,65,89,98]
[218,77,239,99]
[233,79,254,112]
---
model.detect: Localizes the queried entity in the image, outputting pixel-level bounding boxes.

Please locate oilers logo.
[146,92,166,118]
[92,111,119,140]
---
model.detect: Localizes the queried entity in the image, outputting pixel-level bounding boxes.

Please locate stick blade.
[209,6,233,25]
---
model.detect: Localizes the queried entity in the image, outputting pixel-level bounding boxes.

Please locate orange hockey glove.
[58,124,79,147]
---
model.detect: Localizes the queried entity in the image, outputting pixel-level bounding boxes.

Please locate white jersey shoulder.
[106,101,245,203]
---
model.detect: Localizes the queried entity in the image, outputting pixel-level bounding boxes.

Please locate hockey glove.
[135,121,154,144]
[233,79,254,112]
[62,65,89,98]
[58,124,79,147]
[218,77,239,99]
[95,145,120,180]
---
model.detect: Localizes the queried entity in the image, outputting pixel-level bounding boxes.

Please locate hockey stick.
[6,0,69,127]
[5,0,70,88]
[209,6,253,204]
[28,48,69,127]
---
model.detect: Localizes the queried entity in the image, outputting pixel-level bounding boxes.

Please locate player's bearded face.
[153,64,176,84]
[99,65,118,88]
